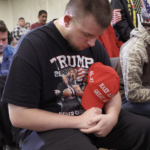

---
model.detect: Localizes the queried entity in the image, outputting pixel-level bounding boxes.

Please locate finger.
[80,125,99,134]
[88,115,102,125]
[93,132,102,137]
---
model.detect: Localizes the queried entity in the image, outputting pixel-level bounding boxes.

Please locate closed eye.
[83,33,93,37]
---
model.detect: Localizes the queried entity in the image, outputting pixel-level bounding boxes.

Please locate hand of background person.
[78,107,102,129]
[80,113,117,137]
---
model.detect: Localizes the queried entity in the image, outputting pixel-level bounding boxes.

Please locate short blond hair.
[11,41,18,47]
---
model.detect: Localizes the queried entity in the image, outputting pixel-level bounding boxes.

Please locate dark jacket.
[111,0,148,42]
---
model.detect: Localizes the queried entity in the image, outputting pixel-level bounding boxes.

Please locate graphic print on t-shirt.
[54,67,89,116]
[50,54,94,116]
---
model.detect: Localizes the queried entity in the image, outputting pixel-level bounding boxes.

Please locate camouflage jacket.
[120,23,150,103]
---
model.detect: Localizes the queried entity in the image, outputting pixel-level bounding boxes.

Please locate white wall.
[0,0,13,32]
[47,0,69,20]
[9,0,69,31]
[0,0,69,31]
[10,0,47,29]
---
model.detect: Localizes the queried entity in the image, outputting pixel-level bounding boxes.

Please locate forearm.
[127,87,150,103]
[104,92,121,124]
[8,104,101,132]
[8,104,81,132]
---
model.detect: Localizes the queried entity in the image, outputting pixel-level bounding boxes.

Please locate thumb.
[94,107,102,115]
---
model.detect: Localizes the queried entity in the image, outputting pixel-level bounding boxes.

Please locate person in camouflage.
[119,22,150,116]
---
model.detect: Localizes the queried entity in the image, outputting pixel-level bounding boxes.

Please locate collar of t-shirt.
[50,19,70,46]
[0,55,3,64]
[20,27,27,34]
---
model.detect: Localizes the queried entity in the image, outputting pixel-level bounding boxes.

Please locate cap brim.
[81,86,104,110]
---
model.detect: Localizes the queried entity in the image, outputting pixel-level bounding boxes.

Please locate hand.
[80,114,117,137]
[63,88,72,96]
[78,107,102,129]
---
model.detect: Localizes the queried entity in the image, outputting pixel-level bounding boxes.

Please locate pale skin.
[0,31,7,56]
[8,13,122,137]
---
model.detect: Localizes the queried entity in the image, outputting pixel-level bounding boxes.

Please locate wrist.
[107,113,118,125]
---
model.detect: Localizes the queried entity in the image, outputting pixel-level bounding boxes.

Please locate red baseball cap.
[81,62,119,110]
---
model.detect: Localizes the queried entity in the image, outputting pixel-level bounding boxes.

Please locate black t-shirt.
[2,20,111,143]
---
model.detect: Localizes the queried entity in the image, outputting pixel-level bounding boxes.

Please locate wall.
[0,0,69,31]
[10,0,47,29]
[9,0,69,31]
[47,0,69,20]
[0,0,13,32]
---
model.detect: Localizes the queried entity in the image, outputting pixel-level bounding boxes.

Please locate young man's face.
[0,31,8,54]
[65,15,106,51]
[38,13,47,25]
[19,19,25,28]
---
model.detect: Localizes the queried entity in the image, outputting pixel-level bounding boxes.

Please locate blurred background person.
[0,23,14,76]
[10,41,18,47]
[25,22,30,30]
[30,10,47,30]
[97,24,123,58]
[111,0,150,42]
[12,17,30,41]
[0,20,12,45]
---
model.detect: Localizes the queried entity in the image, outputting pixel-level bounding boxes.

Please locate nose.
[87,38,96,47]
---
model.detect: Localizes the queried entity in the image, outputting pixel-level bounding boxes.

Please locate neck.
[0,52,4,57]
[19,25,24,28]
[38,21,44,25]
[54,18,67,40]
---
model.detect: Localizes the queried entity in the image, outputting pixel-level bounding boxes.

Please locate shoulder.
[120,37,146,57]
[92,40,111,66]
[30,23,36,29]
[31,22,40,28]
[31,22,37,26]
[4,45,15,56]
[13,25,20,30]
[94,40,109,56]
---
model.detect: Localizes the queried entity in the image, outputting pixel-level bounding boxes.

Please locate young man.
[30,10,47,30]
[2,0,150,149]
[0,23,14,76]
[0,20,12,45]
[12,17,30,41]
[25,22,30,30]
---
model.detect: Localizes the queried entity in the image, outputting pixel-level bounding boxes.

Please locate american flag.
[60,68,70,76]
[111,9,122,26]
[60,67,89,82]
[142,0,150,14]
[76,67,88,82]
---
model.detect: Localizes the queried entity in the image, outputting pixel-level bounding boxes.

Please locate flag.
[76,67,88,82]
[111,9,122,25]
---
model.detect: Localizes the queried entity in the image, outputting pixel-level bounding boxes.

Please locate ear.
[64,15,72,27]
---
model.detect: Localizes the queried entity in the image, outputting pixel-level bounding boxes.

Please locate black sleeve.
[111,0,134,42]
[94,40,111,67]
[2,37,42,108]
